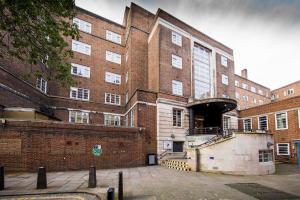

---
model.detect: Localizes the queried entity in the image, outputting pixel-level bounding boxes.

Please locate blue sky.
[75,0,300,89]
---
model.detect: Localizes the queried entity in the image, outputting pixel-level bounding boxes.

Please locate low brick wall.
[0,120,146,172]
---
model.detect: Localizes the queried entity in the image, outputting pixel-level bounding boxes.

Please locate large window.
[277,143,290,155]
[275,112,288,130]
[244,118,252,131]
[106,30,121,44]
[104,114,120,126]
[258,116,268,130]
[222,74,229,85]
[221,56,228,67]
[105,72,121,85]
[259,150,273,162]
[223,116,231,130]
[71,63,90,78]
[69,110,89,124]
[70,87,90,101]
[105,93,121,105]
[73,18,91,33]
[72,40,91,55]
[106,51,121,64]
[171,54,182,69]
[36,77,47,93]
[173,108,182,127]
[193,44,211,99]
[172,80,183,96]
[171,31,182,46]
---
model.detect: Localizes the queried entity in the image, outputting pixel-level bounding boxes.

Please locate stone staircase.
[160,159,191,171]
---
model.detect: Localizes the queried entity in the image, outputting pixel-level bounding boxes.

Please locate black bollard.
[0,166,4,190]
[118,171,123,200]
[107,187,115,200]
[88,166,97,188]
[36,167,47,189]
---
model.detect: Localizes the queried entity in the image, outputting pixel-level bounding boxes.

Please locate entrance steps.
[160,159,191,171]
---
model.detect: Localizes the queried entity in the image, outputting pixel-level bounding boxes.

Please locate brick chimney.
[241,69,248,79]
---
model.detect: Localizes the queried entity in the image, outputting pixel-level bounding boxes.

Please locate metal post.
[107,187,115,200]
[36,167,47,189]
[88,166,97,188]
[189,108,194,135]
[118,171,123,200]
[0,166,4,190]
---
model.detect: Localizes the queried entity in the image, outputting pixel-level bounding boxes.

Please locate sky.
[75,0,300,90]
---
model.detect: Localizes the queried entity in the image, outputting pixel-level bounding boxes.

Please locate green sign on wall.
[93,145,102,156]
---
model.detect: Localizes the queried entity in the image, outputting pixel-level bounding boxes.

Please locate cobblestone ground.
[0,164,299,200]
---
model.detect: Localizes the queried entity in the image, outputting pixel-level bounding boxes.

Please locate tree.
[0,0,80,86]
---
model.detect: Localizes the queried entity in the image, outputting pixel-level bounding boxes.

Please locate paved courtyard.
[0,164,299,200]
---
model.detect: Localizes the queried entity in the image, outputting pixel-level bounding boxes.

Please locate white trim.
[275,111,288,130]
[124,101,157,116]
[67,108,91,113]
[276,143,290,155]
[257,115,268,130]
[239,107,300,120]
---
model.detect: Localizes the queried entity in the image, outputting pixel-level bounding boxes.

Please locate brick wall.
[0,120,146,172]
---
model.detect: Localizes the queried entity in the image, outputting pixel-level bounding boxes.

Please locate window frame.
[69,110,89,124]
[106,30,121,44]
[235,80,239,87]
[105,51,121,64]
[258,115,268,130]
[171,54,182,69]
[242,83,248,90]
[73,18,92,34]
[104,114,121,126]
[243,118,252,131]
[221,74,229,85]
[70,87,90,101]
[71,40,91,55]
[105,72,121,85]
[221,56,228,67]
[276,143,290,155]
[275,112,288,130]
[172,80,183,96]
[36,77,47,93]
[71,63,90,78]
[171,31,182,46]
[130,110,135,127]
[259,150,273,163]
[172,108,183,128]
[105,93,121,105]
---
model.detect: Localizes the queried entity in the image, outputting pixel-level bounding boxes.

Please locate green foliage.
[0,0,80,86]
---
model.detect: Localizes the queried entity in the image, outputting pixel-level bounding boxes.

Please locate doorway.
[173,141,184,152]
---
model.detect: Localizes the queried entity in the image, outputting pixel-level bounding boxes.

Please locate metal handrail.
[159,149,170,159]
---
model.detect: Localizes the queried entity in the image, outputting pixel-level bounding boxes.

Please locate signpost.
[93,145,102,157]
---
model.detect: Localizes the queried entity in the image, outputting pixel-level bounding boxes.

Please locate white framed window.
[36,77,47,93]
[172,80,183,96]
[242,83,248,90]
[259,100,264,104]
[284,88,294,96]
[104,114,120,126]
[171,31,182,46]
[70,87,90,101]
[125,50,128,62]
[69,110,89,124]
[221,56,228,67]
[73,18,91,33]
[106,30,121,44]
[259,150,273,162]
[222,94,229,98]
[171,54,182,69]
[106,51,121,64]
[275,112,288,130]
[235,92,240,99]
[130,110,135,127]
[251,86,256,93]
[235,80,239,87]
[173,108,182,127]
[243,95,249,101]
[125,92,128,104]
[244,118,252,131]
[71,63,90,78]
[258,116,268,130]
[105,72,121,85]
[125,71,128,83]
[253,97,257,104]
[105,93,121,105]
[222,74,229,85]
[258,89,263,95]
[72,40,91,55]
[277,143,290,155]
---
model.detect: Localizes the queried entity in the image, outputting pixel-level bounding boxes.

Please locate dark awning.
[187,98,237,114]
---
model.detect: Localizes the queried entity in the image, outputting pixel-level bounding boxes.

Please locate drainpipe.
[189,108,194,135]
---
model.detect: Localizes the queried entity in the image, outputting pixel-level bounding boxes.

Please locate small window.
[285,88,294,96]
[244,118,252,131]
[222,74,229,85]
[69,110,89,124]
[104,114,120,126]
[251,86,256,93]
[235,80,239,87]
[242,83,248,90]
[105,93,121,105]
[106,30,121,44]
[171,31,182,46]
[125,92,128,104]
[259,150,273,162]
[258,89,263,95]
[125,71,128,83]
[243,95,249,101]
[173,108,182,127]
[130,110,135,127]
[72,40,91,55]
[106,51,121,64]
[221,56,228,67]
[172,80,183,96]
[105,72,121,85]
[253,97,257,104]
[73,18,91,33]
[235,92,240,99]
[125,50,128,62]
[277,143,290,155]
[70,87,90,101]
[258,116,268,130]
[36,77,47,93]
[275,112,288,130]
[71,63,90,78]
[171,54,182,69]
